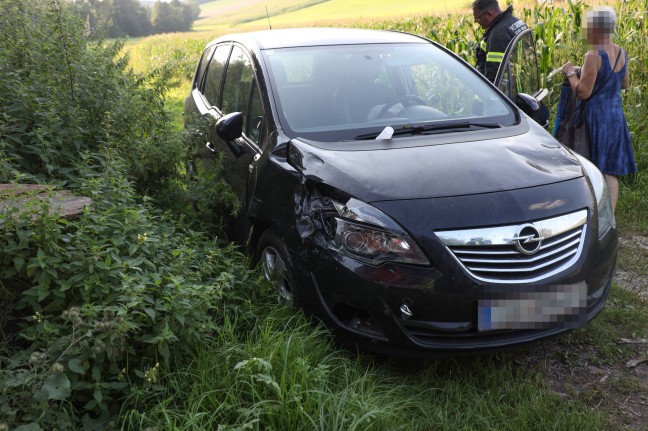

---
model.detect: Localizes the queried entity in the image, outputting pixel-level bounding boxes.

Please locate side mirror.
[216,112,245,158]
[515,93,549,129]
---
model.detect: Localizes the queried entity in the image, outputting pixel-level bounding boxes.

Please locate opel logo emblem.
[512,224,544,255]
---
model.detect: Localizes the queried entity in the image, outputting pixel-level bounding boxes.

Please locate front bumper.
[293,215,617,357]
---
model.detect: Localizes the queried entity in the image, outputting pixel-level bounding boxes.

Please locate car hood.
[287,125,583,202]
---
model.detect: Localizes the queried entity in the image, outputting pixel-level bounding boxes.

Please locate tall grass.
[120,301,616,430]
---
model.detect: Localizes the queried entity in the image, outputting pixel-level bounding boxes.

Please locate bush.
[0,0,182,197]
[0,155,259,429]
[0,0,256,428]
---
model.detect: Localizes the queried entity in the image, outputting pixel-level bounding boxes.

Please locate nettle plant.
[0,160,258,429]
[0,0,183,196]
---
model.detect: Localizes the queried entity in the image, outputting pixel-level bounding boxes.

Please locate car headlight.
[329,198,430,265]
[575,154,615,237]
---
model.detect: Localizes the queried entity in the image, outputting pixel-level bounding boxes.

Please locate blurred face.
[583,22,604,47]
[586,25,596,44]
[584,12,614,47]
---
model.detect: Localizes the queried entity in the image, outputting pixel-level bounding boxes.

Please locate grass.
[239,0,472,29]
[120,301,621,430]
[132,282,648,430]
[194,0,328,32]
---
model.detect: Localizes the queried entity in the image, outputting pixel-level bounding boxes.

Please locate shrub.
[0,156,259,429]
[0,0,182,197]
[0,0,255,428]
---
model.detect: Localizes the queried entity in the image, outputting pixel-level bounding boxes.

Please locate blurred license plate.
[478,283,587,331]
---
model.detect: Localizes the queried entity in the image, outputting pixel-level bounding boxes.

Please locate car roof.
[208,28,429,50]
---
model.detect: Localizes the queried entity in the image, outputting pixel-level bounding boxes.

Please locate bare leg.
[604,174,619,214]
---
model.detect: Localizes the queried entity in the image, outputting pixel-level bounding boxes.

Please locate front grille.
[436,210,588,283]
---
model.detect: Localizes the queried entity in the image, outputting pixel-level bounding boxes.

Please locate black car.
[184,28,617,355]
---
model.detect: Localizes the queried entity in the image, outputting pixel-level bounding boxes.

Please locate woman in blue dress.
[560,6,637,214]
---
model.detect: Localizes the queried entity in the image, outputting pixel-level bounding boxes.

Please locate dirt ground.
[536,341,648,430]
[523,234,648,430]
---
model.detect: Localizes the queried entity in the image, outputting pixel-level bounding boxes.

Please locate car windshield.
[263,43,517,142]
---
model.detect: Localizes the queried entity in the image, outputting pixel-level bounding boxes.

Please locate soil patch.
[518,234,648,430]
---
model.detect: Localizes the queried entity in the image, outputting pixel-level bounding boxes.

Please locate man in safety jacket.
[472,0,528,83]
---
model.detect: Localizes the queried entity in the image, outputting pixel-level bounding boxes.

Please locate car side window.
[193,45,215,90]
[497,31,539,101]
[222,46,253,117]
[203,44,231,108]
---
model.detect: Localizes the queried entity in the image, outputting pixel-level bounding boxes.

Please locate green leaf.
[93,387,103,404]
[1,369,30,387]
[144,307,156,321]
[68,358,85,375]
[37,284,50,301]
[176,314,185,326]
[43,373,71,400]
[34,386,49,403]
[159,342,170,363]
[253,373,281,396]
[92,364,102,382]
[13,256,25,271]
[84,399,97,410]
[38,271,52,288]
[130,257,144,266]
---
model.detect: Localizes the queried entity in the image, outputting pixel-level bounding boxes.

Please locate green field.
[193,0,471,32]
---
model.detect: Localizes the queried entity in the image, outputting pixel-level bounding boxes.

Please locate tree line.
[69,0,201,38]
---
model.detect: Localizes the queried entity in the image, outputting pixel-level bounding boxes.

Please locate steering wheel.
[377,95,427,119]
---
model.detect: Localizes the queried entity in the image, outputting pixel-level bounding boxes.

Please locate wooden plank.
[0,184,92,220]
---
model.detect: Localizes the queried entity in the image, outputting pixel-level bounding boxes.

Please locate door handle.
[249,153,261,173]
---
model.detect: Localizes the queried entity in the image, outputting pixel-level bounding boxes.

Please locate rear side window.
[203,44,231,108]
[193,45,215,90]
[222,45,254,117]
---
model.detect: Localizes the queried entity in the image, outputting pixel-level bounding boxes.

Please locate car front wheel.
[256,230,296,304]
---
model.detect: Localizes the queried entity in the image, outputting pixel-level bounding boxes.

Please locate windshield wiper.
[355,120,502,140]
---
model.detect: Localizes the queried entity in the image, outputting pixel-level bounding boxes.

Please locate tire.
[256,229,297,305]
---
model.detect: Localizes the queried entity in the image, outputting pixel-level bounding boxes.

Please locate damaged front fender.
[292,177,430,267]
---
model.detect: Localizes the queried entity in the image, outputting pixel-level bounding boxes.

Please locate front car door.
[494,28,549,127]
[189,41,266,240]
[213,44,266,239]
